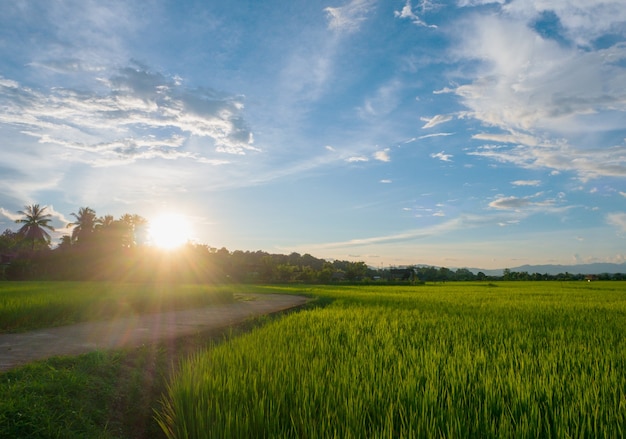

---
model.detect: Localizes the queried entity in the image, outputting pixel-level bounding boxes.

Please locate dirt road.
[0,293,308,372]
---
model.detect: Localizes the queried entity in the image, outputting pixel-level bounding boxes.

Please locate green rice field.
[158,282,626,438]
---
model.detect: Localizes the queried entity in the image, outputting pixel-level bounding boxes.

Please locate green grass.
[158,282,626,438]
[0,345,193,439]
[0,282,298,438]
[0,282,240,333]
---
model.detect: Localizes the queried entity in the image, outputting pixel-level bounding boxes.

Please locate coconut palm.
[67,207,100,245]
[15,204,55,251]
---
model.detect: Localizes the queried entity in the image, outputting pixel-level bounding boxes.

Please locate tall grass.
[158,282,626,438]
[0,282,237,333]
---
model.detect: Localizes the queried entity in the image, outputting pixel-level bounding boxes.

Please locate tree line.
[0,204,374,283]
[1,204,623,283]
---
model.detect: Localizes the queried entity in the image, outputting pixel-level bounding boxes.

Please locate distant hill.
[466,263,626,277]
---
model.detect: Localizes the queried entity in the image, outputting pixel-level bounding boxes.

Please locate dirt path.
[0,293,308,372]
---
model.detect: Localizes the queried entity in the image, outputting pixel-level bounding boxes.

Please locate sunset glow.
[149,214,192,250]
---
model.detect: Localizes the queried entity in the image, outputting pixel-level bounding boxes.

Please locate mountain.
[466,263,626,277]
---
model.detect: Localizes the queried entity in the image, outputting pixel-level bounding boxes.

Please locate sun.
[148,213,192,250]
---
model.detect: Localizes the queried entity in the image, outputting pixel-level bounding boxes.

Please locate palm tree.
[15,204,55,251]
[67,207,100,245]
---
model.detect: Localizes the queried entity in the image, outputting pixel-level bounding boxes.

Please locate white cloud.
[1,204,71,231]
[503,0,626,48]
[458,0,505,6]
[347,156,369,162]
[394,0,437,28]
[325,145,336,152]
[325,0,375,33]
[489,196,534,210]
[444,5,626,181]
[488,194,563,212]
[472,131,541,147]
[607,212,626,232]
[0,65,256,167]
[379,179,392,184]
[469,142,626,181]
[620,192,626,198]
[0,207,21,222]
[374,148,391,162]
[421,114,454,128]
[511,180,541,186]
[431,151,453,162]
[418,132,454,139]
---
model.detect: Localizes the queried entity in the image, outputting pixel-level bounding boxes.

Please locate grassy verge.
[158,281,626,438]
[0,297,304,439]
[0,282,252,333]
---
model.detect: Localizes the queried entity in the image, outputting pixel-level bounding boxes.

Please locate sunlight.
[148,213,192,250]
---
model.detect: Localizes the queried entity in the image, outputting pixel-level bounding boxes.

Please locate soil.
[0,293,308,372]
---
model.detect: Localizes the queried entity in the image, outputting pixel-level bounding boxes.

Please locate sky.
[0,0,625,270]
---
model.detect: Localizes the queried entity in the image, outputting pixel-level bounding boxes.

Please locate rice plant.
[158,282,626,438]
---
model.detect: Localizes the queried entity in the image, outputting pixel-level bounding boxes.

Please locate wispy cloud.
[394,0,438,28]
[0,65,256,167]
[431,151,453,162]
[421,114,454,129]
[1,204,72,231]
[357,79,403,118]
[607,212,626,233]
[418,132,454,139]
[0,207,21,222]
[469,142,626,181]
[347,156,369,163]
[511,180,541,187]
[299,212,518,249]
[325,0,375,33]
[502,0,626,48]
[488,194,564,212]
[444,3,626,180]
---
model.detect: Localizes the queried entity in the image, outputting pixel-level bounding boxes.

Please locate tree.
[0,229,21,253]
[15,204,55,251]
[67,207,100,246]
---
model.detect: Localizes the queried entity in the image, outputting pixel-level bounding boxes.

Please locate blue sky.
[0,0,625,269]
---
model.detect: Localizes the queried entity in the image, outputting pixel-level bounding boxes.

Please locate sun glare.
[149,213,192,250]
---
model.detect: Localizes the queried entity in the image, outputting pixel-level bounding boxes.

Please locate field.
[1,281,626,438]
[158,282,626,438]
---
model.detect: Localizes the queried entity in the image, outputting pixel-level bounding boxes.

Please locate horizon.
[1,1,625,270]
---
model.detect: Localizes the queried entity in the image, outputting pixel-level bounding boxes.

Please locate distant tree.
[15,204,55,251]
[68,207,100,246]
[455,268,475,281]
[503,268,512,281]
